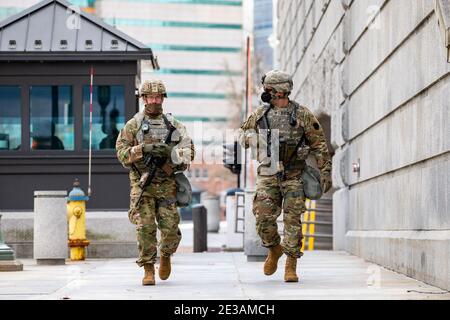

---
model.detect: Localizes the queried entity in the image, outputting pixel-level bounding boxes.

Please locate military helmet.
[261,70,293,93]
[140,79,167,97]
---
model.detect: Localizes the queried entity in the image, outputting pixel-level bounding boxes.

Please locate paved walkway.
[1,251,449,300]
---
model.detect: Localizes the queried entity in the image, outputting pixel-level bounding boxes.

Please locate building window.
[30,86,74,150]
[202,168,208,179]
[82,85,125,150]
[0,86,21,150]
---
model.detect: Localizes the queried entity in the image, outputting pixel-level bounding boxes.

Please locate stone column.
[0,214,23,271]
[33,191,68,265]
[203,194,220,232]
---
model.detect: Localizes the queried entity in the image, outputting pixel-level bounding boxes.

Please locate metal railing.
[234,192,245,234]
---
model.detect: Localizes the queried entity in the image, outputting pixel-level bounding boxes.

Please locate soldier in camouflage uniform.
[238,70,332,282]
[116,79,195,286]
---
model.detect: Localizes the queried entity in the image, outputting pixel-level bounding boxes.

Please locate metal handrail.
[234,193,245,234]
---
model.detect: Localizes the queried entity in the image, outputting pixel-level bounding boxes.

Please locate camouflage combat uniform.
[116,112,195,267]
[239,101,332,259]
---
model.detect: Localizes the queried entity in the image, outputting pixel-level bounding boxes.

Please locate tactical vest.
[257,101,306,171]
[132,112,193,207]
[133,112,177,173]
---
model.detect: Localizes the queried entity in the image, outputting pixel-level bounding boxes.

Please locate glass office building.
[253,0,274,70]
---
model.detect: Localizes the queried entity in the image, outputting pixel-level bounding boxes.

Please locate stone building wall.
[276,0,450,290]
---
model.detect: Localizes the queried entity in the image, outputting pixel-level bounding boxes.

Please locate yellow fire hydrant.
[67,179,90,261]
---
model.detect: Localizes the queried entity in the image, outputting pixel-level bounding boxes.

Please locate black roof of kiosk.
[0,0,156,65]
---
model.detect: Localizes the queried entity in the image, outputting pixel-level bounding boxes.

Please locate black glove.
[143,143,171,158]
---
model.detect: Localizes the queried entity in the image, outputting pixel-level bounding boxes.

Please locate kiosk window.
[0,86,21,150]
[30,86,74,150]
[82,85,125,150]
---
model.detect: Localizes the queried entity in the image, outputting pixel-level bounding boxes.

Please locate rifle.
[134,115,176,209]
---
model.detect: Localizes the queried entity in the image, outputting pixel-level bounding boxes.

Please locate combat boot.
[159,255,171,280]
[284,256,299,282]
[142,264,155,286]
[263,244,283,275]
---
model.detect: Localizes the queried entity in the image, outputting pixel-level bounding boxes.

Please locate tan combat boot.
[263,244,283,275]
[142,264,155,286]
[159,255,171,280]
[284,256,299,282]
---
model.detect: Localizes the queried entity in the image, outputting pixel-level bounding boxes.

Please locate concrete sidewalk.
[1,251,449,300]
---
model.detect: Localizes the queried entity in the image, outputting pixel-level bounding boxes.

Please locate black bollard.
[192,204,207,252]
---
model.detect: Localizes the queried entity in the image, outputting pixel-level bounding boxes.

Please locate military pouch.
[174,172,192,207]
[301,165,323,200]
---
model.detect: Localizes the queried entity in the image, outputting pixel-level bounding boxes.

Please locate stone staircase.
[277,197,333,251]
[302,198,333,251]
